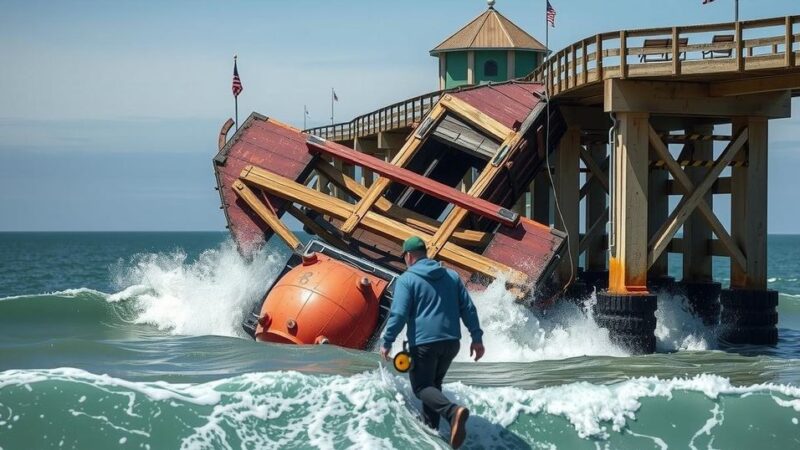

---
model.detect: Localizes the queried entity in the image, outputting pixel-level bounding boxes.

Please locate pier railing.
[305,90,442,141]
[527,15,800,96]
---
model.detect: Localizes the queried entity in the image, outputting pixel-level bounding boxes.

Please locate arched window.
[484,59,498,77]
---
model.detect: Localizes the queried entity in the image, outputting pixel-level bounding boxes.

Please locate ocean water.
[1,232,799,449]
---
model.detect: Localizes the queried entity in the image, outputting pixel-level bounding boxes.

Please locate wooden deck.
[307,15,800,144]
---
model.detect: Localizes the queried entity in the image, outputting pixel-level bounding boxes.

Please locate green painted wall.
[515,51,538,78]
[445,53,468,89]
[475,50,507,84]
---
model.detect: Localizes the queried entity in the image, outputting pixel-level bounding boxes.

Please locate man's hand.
[470,342,485,362]
[379,346,391,361]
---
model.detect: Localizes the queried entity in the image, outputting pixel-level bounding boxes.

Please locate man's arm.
[380,277,412,353]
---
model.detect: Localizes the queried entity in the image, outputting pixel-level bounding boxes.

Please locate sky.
[0,0,798,232]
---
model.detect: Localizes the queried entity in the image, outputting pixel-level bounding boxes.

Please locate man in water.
[380,236,485,449]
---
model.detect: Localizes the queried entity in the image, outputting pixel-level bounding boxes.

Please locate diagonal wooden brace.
[232,180,303,252]
[239,165,529,287]
[339,103,446,234]
[647,127,749,268]
[580,147,609,193]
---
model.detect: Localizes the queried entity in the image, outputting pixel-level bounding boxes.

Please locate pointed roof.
[430,5,546,55]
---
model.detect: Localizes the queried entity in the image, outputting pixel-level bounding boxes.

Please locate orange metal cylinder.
[254,253,388,349]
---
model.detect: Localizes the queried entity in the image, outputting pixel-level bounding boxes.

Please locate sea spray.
[108,241,283,337]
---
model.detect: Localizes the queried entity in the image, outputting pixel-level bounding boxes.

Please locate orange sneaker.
[449,406,469,449]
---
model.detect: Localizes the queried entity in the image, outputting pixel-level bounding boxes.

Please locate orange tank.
[254,253,388,349]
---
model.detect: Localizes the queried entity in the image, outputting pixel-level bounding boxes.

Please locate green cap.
[402,236,426,254]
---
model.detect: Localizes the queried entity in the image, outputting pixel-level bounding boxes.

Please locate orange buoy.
[254,253,388,349]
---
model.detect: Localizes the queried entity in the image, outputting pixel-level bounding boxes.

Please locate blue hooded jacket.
[381,258,483,350]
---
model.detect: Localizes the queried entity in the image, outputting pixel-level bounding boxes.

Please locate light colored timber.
[554,126,581,282]
[647,128,749,269]
[314,161,490,247]
[731,117,769,289]
[682,125,714,281]
[239,165,529,287]
[579,146,609,193]
[604,79,791,118]
[580,206,609,256]
[232,180,303,252]
[709,73,800,96]
[585,143,607,271]
[609,112,650,294]
[437,94,515,141]
[340,103,445,234]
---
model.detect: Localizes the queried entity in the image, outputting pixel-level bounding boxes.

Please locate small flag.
[232,58,243,97]
[332,89,339,102]
[546,1,556,28]
[703,0,715,3]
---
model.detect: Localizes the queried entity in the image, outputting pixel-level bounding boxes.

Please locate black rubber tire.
[721,310,779,326]
[719,326,778,346]
[720,289,779,310]
[595,293,657,315]
[595,313,656,334]
[611,332,657,354]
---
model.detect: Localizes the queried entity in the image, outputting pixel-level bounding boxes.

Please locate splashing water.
[108,241,282,338]
[653,289,716,352]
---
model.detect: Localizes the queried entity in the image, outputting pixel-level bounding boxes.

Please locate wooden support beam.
[580,147,609,192]
[682,125,714,281]
[438,94,514,140]
[377,131,407,151]
[731,117,769,289]
[239,165,528,286]
[555,127,581,283]
[647,128,749,269]
[232,180,303,252]
[604,79,791,118]
[338,104,445,234]
[647,138,669,279]
[314,161,490,247]
[307,137,519,227]
[585,143,608,271]
[709,73,800,97]
[609,112,650,294]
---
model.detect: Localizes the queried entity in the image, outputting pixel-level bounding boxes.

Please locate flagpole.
[304,105,307,129]
[735,0,739,22]
[234,54,239,131]
[330,88,335,125]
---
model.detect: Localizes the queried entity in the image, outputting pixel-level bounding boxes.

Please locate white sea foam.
[3,368,800,447]
[653,290,715,352]
[0,287,108,302]
[109,241,282,338]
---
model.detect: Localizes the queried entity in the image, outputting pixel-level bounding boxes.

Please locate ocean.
[1,231,799,449]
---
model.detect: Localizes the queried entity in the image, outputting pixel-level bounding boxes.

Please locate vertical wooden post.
[683,125,714,281]
[672,27,681,75]
[731,117,768,289]
[609,112,650,294]
[786,16,795,67]
[586,143,608,271]
[596,34,604,81]
[648,135,669,280]
[619,31,628,79]
[555,126,581,282]
[581,39,588,85]
[735,21,744,72]
[532,172,551,225]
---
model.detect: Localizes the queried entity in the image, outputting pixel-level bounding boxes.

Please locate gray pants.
[409,339,461,429]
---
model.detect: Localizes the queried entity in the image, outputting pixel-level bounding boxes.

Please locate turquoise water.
[1,232,799,449]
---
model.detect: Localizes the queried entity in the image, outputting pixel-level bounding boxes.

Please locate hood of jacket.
[406,258,447,281]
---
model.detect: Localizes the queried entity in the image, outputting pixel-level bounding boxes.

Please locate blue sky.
[0,0,798,231]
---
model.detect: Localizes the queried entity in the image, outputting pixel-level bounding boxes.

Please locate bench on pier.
[702,34,735,59]
[639,38,688,62]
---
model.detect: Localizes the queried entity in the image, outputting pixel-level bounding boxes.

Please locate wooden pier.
[304,14,800,352]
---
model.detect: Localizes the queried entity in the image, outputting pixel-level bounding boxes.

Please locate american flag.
[546,1,556,28]
[232,59,243,97]
[703,0,715,3]
[332,89,339,102]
